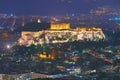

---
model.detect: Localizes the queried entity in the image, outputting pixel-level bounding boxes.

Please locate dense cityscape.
[0,0,120,80]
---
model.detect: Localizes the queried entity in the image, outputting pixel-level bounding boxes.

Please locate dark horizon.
[0,0,120,16]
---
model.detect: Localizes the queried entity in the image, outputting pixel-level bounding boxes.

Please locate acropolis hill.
[18,23,105,46]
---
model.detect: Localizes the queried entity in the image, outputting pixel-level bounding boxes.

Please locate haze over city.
[0,0,120,15]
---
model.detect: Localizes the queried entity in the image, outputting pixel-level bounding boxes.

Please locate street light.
[6,44,11,49]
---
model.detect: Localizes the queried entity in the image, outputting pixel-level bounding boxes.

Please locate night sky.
[0,0,120,16]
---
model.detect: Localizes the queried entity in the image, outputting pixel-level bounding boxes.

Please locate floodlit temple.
[50,23,70,30]
[18,23,105,46]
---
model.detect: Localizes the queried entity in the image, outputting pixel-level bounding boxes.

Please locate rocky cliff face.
[18,29,105,46]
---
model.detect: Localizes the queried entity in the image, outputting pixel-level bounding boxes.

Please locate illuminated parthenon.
[18,23,105,46]
[50,23,70,30]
